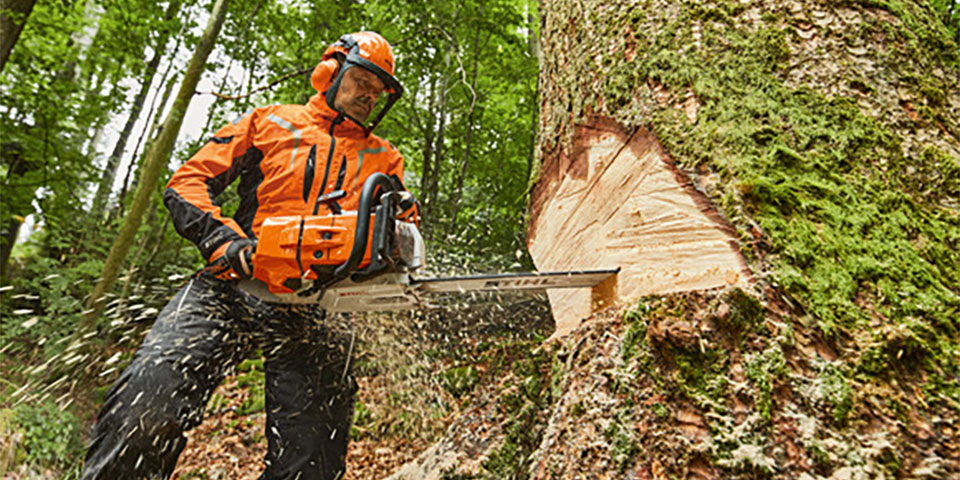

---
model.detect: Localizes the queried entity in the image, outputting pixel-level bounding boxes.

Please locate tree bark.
[84,0,231,324]
[0,142,32,283]
[528,0,959,338]
[425,48,451,233]
[199,0,263,139]
[418,74,438,234]
[0,218,19,283]
[90,49,163,217]
[0,0,36,74]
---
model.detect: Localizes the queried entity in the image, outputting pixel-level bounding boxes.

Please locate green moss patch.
[541,0,960,407]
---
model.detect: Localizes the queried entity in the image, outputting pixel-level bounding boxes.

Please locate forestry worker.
[81,31,406,480]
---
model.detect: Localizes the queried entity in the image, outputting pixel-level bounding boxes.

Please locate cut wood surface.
[527,117,750,339]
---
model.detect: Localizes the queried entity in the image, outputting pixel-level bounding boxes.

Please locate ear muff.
[310,58,341,93]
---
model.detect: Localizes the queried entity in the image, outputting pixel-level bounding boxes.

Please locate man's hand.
[204,239,256,281]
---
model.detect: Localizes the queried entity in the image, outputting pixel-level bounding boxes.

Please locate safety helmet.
[310,32,403,134]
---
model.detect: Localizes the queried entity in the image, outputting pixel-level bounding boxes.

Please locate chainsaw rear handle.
[333,172,401,280]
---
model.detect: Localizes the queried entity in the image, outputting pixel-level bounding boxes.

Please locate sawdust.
[386,288,959,478]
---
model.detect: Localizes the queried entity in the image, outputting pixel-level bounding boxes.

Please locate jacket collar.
[307,93,368,138]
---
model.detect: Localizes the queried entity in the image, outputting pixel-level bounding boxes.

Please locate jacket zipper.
[327,155,349,215]
[302,145,317,203]
[313,120,340,214]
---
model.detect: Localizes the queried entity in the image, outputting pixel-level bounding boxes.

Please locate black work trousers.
[80,275,357,480]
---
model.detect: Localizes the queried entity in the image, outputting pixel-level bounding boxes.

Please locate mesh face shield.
[325,42,404,135]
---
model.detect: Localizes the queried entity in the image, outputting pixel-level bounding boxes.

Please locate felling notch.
[527,117,752,339]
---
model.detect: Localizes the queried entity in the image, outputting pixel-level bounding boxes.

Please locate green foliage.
[10,401,84,469]
[0,1,526,478]
[441,365,480,399]
[191,0,539,262]
[930,0,960,41]
[352,400,375,439]
[236,356,265,415]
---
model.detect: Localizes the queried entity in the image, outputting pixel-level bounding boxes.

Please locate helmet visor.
[346,49,403,96]
[334,65,399,127]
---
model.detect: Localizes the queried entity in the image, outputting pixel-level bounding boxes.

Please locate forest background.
[1,0,543,475]
[1,0,959,477]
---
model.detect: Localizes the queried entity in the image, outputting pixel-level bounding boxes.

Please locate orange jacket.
[164,92,404,261]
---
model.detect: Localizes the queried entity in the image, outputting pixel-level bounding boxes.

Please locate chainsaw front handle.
[332,172,401,281]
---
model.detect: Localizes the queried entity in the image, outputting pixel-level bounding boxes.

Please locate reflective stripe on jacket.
[163,92,404,260]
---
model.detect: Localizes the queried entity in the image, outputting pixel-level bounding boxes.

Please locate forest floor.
[1,292,551,479]
[170,373,436,480]
[167,297,553,479]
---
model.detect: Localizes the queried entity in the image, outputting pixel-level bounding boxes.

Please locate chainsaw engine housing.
[250,173,422,299]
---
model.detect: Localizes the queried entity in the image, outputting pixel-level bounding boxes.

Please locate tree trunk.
[528,0,959,338]
[91,0,181,219]
[116,29,185,219]
[0,142,32,283]
[90,49,162,217]
[418,74,438,235]
[524,78,537,188]
[425,49,451,234]
[0,218,19,280]
[389,1,960,478]
[0,0,36,73]
[82,62,125,161]
[447,15,483,237]
[199,0,264,139]
[84,0,231,324]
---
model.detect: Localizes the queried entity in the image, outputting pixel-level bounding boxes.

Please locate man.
[81,31,405,480]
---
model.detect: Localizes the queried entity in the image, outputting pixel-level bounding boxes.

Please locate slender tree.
[85,0,231,323]
[116,41,184,217]
[447,7,483,237]
[91,0,182,219]
[0,143,31,282]
[0,0,36,73]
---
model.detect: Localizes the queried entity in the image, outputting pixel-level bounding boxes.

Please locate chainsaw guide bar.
[320,268,620,312]
[240,268,620,312]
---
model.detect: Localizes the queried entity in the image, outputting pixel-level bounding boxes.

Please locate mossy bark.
[392,1,958,477]
[535,0,958,389]
[522,0,958,477]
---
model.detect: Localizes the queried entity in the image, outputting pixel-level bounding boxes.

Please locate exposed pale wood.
[527,117,750,339]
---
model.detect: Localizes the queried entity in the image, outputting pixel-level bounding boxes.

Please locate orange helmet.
[311,32,403,134]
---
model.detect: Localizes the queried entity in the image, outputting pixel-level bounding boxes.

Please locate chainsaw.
[237,173,618,312]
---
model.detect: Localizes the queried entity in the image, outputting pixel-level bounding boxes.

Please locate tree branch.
[197,66,311,100]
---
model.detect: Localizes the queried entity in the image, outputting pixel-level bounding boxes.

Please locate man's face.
[334,66,385,123]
